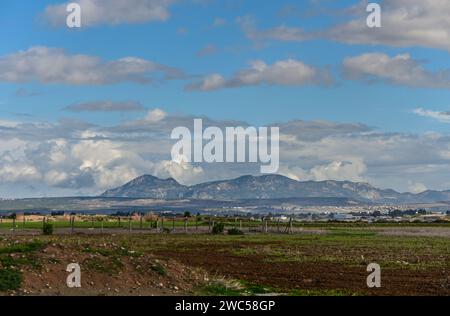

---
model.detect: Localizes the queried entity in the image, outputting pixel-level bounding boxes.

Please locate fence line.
[0,214,297,235]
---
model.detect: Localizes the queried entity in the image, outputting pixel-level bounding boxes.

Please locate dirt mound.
[1,238,209,296]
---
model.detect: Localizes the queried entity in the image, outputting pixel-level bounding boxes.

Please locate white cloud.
[343,53,450,89]
[413,108,450,123]
[186,59,333,91]
[0,46,182,85]
[327,0,450,52]
[2,111,450,196]
[237,2,450,53]
[45,0,174,27]
[154,160,205,184]
[310,159,367,182]
[408,181,427,194]
[145,108,167,123]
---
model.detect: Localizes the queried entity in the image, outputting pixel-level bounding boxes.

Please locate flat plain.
[0,223,449,296]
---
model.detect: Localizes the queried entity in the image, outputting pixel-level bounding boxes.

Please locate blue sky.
[1,0,450,197]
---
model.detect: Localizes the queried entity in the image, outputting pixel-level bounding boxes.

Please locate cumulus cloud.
[65,101,146,112]
[408,181,427,194]
[186,59,333,91]
[0,46,183,85]
[44,0,174,27]
[237,2,450,53]
[310,159,367,183]
[343,53,450,89]
[2,110,450,196]
[145,108,167,122]
[326,0,450,52]
[413,108,450,123]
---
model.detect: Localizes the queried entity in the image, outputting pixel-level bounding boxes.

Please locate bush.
[228,228,244,235]
[42,222,53,235]
[0,268,22,292]
[212,222,225,235]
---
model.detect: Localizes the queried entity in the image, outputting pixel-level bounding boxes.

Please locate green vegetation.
[0,268,22,291]
[42,222,53,235]
[199,280,244,296]
[0,240,45,292]
[227,228,244,235]
[0,223,448,295]
[288,289,360,296]
[151,262,167,276]
[0,240,45,254]
[212,222,225,234]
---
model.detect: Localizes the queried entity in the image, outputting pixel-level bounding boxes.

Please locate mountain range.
[101,174,450,204]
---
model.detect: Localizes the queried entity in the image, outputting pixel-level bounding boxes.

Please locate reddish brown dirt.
[8,243,210,296]
[155,247,450,296]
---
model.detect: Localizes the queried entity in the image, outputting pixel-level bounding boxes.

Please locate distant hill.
[101,174,450,204]
[101,175,188,199]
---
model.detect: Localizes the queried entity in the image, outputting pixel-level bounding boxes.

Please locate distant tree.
[417,209,427,215]
[184,211,191,218]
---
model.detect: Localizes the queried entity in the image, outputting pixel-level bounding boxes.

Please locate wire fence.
[0,214,298,236]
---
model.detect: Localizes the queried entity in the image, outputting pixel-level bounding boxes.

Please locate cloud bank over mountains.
[1,109,450,197]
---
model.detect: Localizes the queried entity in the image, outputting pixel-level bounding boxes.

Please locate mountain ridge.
[100,174,450,204]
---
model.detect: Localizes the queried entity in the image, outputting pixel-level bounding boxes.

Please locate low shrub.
[0,268,22,292]
[42,222,53,235]
[227,228,244,235]
[212,222,225,234]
